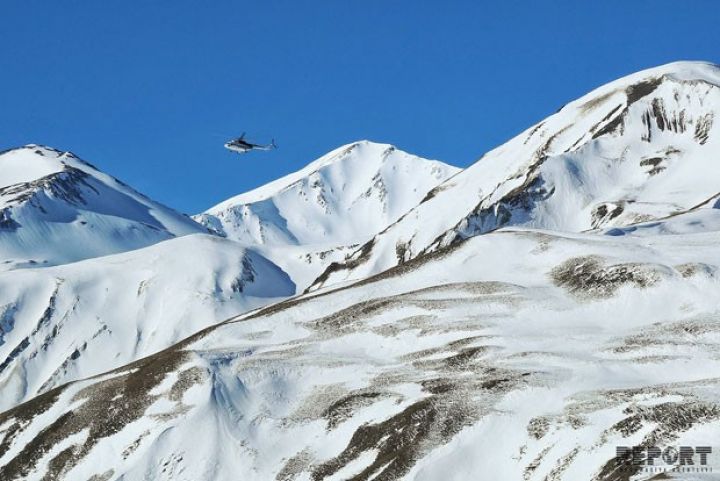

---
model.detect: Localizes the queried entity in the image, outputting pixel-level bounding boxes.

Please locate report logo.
[615,446,714,474]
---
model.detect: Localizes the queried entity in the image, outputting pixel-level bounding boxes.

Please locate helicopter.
[224,133,277,154]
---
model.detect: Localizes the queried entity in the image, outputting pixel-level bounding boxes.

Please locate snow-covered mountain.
[0,145,207,270]
[197,141,458,247]
[311,61,720,289]
[5,61,720,481]
[0,142,454,411]
[0,233,293,411]
[196,141,458,290]
[0,146,297,411]
[3,226,720,480]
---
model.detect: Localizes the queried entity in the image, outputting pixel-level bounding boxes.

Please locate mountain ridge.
[310,60,720,290]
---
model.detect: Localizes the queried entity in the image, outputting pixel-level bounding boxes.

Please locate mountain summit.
[0,145,206,269]
[196,140,458,247]
[196,140,458,289]
[312,61,720,288]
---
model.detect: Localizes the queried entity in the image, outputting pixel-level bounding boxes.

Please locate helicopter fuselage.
[224,135,276,154]
[224,140,255,153]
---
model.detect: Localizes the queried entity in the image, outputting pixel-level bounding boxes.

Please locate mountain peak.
[196,142,459,290]
[6,144,66,157]
[560,60,720,115]
[0,145,74,188]
[618,60,719,82]
[205,140,452,210]
[630,60,719,80]
[0,146,205,269]
[310,60,720,289]
[197,141,459,246]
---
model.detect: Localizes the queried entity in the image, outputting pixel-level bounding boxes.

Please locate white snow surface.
[0,141,453,411]
[3,228,720,480]
[0,234,293,411]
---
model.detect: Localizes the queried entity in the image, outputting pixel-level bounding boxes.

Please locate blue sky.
[2,1,718,213]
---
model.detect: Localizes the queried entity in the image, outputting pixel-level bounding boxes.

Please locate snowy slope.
[3,227,720,480]
[312,61,720,289]
[196,141,458,290]
[0,234,293,411]
[0,145,207,270]
[197,141,458,247]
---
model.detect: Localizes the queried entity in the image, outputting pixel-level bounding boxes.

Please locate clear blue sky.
[2,1,718,213]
